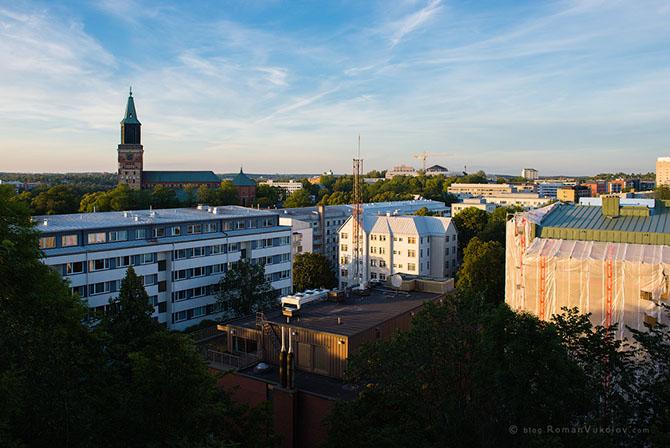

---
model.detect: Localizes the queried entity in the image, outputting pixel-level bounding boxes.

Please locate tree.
[452,207,490,254]
[217,180,239,205]
[31,185,80,214]
[456,237,505,304]
[283,188,314,208]
[216,259,276,318]
[293,253,337,291]
[479,205,524,244]
[655,185,670,200]
[255,184,285,208]
[412,206,437,216]
[150,185,180,209]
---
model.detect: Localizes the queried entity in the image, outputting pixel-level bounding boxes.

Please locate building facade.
[537,182,566,199]
[451,198,498,215]
[116,90,221,191]
[447,183,516,198]
[656,157,670,186]
[258,179,304,195]
[557,185,590,203]
[231,169,258,206]
[337,215,458,288]
[521,168,539,180]
[36,206,292,331]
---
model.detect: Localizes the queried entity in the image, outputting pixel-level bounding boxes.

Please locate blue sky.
[1,0,669,175]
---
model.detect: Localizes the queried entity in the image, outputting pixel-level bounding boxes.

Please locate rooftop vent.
[123,211,130,218]
[197,205,209,211]
[43,219,48,226]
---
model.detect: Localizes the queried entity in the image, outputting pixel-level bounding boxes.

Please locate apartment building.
[337,215,458,288]
[521,168,538,180]
[36,206,293,331]
[279,200,450,264]
[258,179,304,195]
[656,157,670,186]
[451,198,498,215]
[536,182,566,199]
[447,183,515,198]
[557,185,590,203]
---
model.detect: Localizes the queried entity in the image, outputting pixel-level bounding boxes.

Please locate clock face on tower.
[126,153,134,161]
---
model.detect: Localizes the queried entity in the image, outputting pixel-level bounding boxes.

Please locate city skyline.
[1,0,669,175]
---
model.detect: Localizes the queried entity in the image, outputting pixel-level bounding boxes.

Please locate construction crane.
[413,151,454,172]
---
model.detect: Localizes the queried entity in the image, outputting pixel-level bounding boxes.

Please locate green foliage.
[412,206,437,216]
[456,237,506,304]
[324,296,664,448]
[655,185,670,200]
[479,205,525,244]
[293,252,337,291]
[196,182,239,206]
[255,184,286,208]
[216,259,277,318]
[79,183,150,212]
[452,206,491,254]
[283,188,314,208]
[455,170,487,184]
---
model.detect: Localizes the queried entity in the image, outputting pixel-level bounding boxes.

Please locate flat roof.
[279,200,448,218]
[228,287,443,337]
[539,203,670,234]
[34,206,279,233]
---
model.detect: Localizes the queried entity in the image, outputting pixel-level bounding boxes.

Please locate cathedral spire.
[121,88,141,125]
[120,88,141,145]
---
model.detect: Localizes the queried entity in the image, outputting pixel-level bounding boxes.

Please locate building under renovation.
[506,196,670,338]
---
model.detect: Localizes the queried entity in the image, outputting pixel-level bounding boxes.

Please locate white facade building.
[451,198,499,215]
[337,215,458,289]
[536,182,565,199]
[521,168,539,180]
[259,179,304,195]
[36,206,293,331]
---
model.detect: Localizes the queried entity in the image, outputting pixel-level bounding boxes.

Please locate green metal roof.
[142,171,220,183]
[120,89,141,125]
[537,203,670,245]
[231,168,256,187]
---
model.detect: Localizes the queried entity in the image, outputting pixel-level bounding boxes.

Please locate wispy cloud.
[388,0,443,48]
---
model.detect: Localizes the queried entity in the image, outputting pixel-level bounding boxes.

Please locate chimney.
[286,330,294,390]
[602,195,620,218]
[279,326,287,388]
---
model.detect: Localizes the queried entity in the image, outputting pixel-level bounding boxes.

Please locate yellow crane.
[413,151,454,172]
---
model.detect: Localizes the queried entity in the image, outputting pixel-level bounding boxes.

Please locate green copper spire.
[121,87,141,125]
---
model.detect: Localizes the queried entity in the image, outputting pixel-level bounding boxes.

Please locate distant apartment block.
[258,179,304,195]
[36,206,293,331]
[451,198,498,215]
[656,157,670,186]
[521,168,538,180]
[557,185,590,203]
[582,182,608,197]
[337,215,458,289]
[447,183,515,198]
[385,165,417,179]
[536,182,565,199]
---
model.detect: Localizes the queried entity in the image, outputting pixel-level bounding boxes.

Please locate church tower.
[117,88,144,190]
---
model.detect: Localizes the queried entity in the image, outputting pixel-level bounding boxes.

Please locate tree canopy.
[293,252,337,291]
[216,259,277,318]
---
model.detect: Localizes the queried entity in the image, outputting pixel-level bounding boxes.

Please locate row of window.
[62,253,155,276]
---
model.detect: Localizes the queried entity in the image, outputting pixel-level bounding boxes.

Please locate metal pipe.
[287,329,294,389]
[279,326,287,388]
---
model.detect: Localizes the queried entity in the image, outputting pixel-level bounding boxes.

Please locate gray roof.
[142,171,220,183]
[231,169,257,187]
[228,288,442,337]
[35,206,278,233]
[359,214,454,236]
[120,90,140,125]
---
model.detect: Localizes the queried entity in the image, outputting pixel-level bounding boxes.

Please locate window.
[117,256,130,267]
[211,244,222,254]
[187,224,202,234]
[40,237,56,249]
[408,263,416,271]
[175,249,187,259]
[341,269,349,277]
[427,248,430,256]
[224,221,233,231]
[152,228,165,238]
[408,237,416,244]
[420,249,423,257]
[445,235,450,242]
[109,231,127,242]
[370,234,377,241]
[408,250,416,257]
[379,247,385,254]
[212,264,224,274]
[445,247,449,255]
[175,311,187,322]
[371,272,377,279]
[341,244,348,251]
[379,260,386,267]
[62,235,78,247]
[427,261,430,270]
[192,247,204,257]
[370,259,377,266]
[228,242,239,252]
[204,223,217,233]
[66,261,84,275]
[379,273,386,281]
[88,232,106,244]
[393,236,397,242]
[248,220,257,229]
[175,270,187,280]
[89,258,109,271]
[70,285,86,298]
[88,282,109,295]
[175,290,187,301]
[193,306,207,318]
[262,218,274,227]
[136,229,146,239]
[235,221,245,230]
[172,226,181,236]
[380,235,387,241]
[138,253,154,264]
[192,287,206,298]
[341,233,348,239]
[143,274,157,286]
[193,266,205,277]
[341,256,349,264]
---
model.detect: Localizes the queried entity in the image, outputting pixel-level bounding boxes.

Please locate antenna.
[352,134,363,287]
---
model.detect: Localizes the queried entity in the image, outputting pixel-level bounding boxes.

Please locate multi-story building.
[385,165,417,179]
[656,157,670,186]
[451,198,498,215]
[506,196,670,339]
[258,179,304,195]
[484,193,550,209]
[556,185,590,203]
[279,200,450,264]
[582,182,608,197]
[447,183,515,198]
[536,182,565,199]
[608,179,625,193]
[521,168,539,180]
[36,206,292,331]
[337,215,458,288]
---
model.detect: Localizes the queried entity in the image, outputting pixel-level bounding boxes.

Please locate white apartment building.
[259,179,304,195]
[36,206,293,331]
[451,198,498,215]
[280,200,451,264]
[385,165,417,179]
[337,215,458,289]
[536,182,565,199]
[521,168,539,180]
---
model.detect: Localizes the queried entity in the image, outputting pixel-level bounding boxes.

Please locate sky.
[1,0,669,176]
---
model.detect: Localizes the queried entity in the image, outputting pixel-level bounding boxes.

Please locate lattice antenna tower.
[352,135,363,286]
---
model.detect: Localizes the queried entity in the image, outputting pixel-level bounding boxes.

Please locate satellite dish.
[390,274,403,288]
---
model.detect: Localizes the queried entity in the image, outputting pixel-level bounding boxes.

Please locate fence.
[188,325,222,343]
[204,349,258,370]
